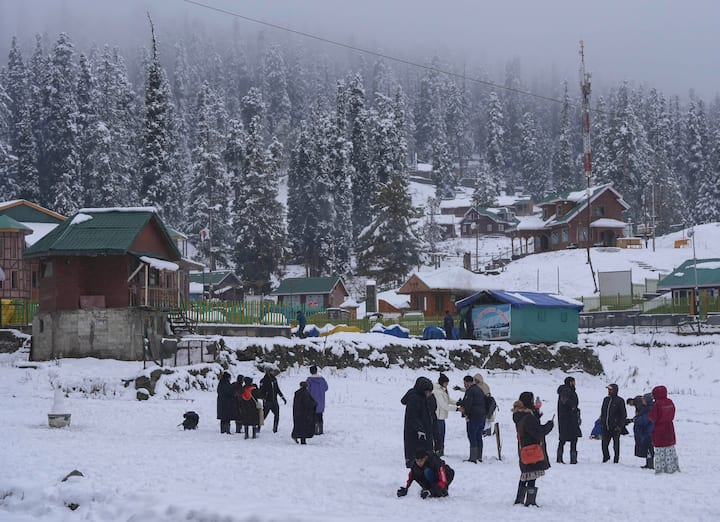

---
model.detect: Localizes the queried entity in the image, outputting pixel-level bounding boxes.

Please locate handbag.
[517,415,545,465]
[520,443,544,464]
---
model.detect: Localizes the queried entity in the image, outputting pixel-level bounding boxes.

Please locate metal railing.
[578,295,719,317]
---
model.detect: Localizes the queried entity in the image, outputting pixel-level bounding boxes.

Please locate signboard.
[472,304,511,340]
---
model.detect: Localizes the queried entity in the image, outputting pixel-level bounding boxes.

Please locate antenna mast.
[579,41,598,293]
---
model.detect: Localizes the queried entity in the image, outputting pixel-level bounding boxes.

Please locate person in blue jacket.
[296,310,307,338]
[632,394,655,469]
[306,365,329,435]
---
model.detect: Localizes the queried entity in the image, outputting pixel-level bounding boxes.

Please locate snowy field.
[2,330,720,521]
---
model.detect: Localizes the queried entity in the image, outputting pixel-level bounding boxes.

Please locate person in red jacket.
[648,385,680,474]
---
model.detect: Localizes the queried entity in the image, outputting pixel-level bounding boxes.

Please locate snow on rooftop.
[549,293,585,307]
[139,256,179,272]
[697,261,720,270]
[409,267,486,292]
[23,222,59,246]
[78,207,158,213]
[504,291,534,304]
[69,213,93,225]
[515,215,548,230]
[340,297,359,308]
[416,162,432,172]
[590,218,626,228]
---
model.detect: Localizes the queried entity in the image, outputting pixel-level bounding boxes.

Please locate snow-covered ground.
[1,330,719,521]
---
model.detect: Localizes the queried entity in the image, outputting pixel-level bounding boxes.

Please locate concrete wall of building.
[31,308,166,361]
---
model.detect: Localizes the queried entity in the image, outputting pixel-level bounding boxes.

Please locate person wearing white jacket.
[432,373,458,457]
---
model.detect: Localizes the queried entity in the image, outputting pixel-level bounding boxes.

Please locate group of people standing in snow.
[398,372,679,506]
[215,365,328,445]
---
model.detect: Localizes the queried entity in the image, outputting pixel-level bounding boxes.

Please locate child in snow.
[396,449,454,499]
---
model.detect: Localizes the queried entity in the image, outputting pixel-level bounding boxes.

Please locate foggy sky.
[2,0,718,100]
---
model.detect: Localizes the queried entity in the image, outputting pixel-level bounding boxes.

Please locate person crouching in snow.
[396,449,454,499]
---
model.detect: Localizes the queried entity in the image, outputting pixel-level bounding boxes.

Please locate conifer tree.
[552,82,578,194]
[261,45,291,143]
[485,91,506,187]
[431,138,454,199]
[346,74,373,241]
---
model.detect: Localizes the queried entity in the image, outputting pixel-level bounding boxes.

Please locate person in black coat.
[556,376,582,464]
[216,372,235,434]
[512,391,554,507]
[260,369,287,433]
[443,311,454,340]
[457,374,486,463]
[232,374,244,433]
[600,383,628,463]
[292,381,317,444]
[396,449,455,499]
[238,376,262,439]
[400,377,434,468]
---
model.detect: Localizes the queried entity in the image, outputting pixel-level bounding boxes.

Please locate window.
[593,205,605,217]
[32,271,38,288]
[486,224,493,232]
[578,227,588,242]
[560,311,568,322]
[11,271,17,289]
[556,204,563,216]
[551,230,559,245]
[42,261,53,278]
[538,309,547,322]
[499,224,505,232]
[562,228,569,243]
[435,294,444,311]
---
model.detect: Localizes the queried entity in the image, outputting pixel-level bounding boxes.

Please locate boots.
[570,450,578,464]
[478,446,483,463]
[318,419,324,435]
[315,422,321,435]
[641,457,654,469]
[252,426,257,439]
[273,418,279,434]
[556,442,565,464]
[525,487,539,507]
[466,447,479,463]
[244,427,249,439]
[514,483,527,505]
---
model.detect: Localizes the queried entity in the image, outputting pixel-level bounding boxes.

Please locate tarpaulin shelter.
[455,290,583,343]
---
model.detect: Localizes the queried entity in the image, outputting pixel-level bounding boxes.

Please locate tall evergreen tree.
[431,137,454,199]
[485,91,506,187]
[140,18,181,225]
[684,97,710,223]
[518,111,547,199]
[261,45,291,143]
[472,160,500,208]
[346,74,373,241]
[552,82,578,194]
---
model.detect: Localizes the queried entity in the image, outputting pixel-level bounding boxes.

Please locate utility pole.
[579,41,598,293]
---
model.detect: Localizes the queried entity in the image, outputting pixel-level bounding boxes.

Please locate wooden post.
[144,265,149,307]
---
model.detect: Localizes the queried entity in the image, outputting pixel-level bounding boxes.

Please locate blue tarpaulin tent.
[455,290,583,343]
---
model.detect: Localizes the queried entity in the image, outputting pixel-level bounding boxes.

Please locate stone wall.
[31,308,167,361]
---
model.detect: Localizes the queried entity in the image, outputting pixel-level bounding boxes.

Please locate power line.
[183,0,580,109]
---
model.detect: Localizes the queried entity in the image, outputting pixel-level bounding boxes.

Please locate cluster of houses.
[1,183,717,361]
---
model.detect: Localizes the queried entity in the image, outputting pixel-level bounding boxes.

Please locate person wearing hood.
[432,373,458,457]
[648,385,680,474]
[632,394,655,469]
[306,365,328,435]
[512,391,554,507]
[292,381,317,445]
[216,372,235,434]
[239,377,262,439]
[600,383,627,463]
[401,377,435,468]
[556,376,582,464]
[458,374,486,463]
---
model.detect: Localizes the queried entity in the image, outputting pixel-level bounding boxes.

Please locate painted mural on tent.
[472,304,511,340]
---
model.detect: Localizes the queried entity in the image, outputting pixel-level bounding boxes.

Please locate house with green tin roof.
[0,200,66,305]
[24,207,192,361]
[271,276,349,310]
[512,183,629,254]
[459,207,520,238]
[189,269,243,300]
[658,258,720,315]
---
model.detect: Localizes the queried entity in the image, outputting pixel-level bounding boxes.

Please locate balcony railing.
[129,286,180,309]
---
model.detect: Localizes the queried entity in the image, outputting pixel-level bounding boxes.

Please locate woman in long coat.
[400,377,434,467]
[238,377,262,439]
[512,391,554,507]
[556,376,582,464]
[216,372,235,434]
[292,381,317,444]
[648,385,680,474]
[633,394,655,469]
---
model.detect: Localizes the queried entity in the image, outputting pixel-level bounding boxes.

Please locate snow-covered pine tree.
[684,97,710,223]
[286,119,314,262]
[76,53,103,207]
[232,112,286,293]
[485,91,506,188]
[140,18,181,225]
[261,45,292,144]
[329,81,354,275]
[552,82,579,194]
[518,111,547,200]
[472,160,500,208]
[346,74,374,241]
[606,82,653,224]
[0,80,17,198]
[188,81,231,269]
[41,33,81,215]
[444,80,471,179]
[431,137,454,199]
[414,58,445,162]
[358,89,420,285]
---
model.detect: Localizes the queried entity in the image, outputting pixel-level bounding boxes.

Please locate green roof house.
[271,277,349,309]
[658,258,720,315]
[24,207,190,361]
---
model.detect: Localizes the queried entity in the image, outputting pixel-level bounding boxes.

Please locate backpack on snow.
[484,394,497,418]
[182,411,199,430]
